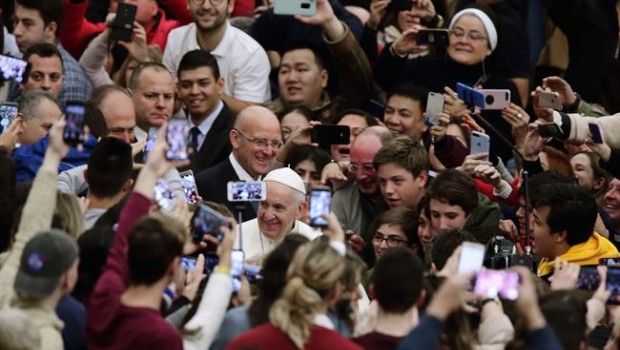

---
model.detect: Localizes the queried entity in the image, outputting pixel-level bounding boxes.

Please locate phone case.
[588,123,603,144]
[274,0,316,16]
[456,83,485,109]
[537,92,562,110]
[479,89,511,110]
[425,92,445,126]
[110,3,137,42]
[417,29,450,47]
[470,131,490,160]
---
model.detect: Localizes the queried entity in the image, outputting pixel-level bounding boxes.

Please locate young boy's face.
[378,162,426,208]
[384,95,426,141]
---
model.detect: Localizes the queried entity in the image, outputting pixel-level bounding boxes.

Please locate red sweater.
[60,0,191,59]
[86,192,182,350]
[227,324,362,350]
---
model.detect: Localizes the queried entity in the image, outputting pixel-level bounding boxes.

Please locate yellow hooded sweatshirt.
[537,232,619,277]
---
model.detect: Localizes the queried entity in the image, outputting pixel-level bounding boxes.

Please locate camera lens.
[485,95,495,105]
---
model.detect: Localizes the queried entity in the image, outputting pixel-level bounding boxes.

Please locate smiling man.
[237,167,320,265]
[196,105,281,220]
[604,178,620,245]
[177,50,235,172]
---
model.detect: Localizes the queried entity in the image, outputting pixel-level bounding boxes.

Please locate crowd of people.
[0,0,619,349]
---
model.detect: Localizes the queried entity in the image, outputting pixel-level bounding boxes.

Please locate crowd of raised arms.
[0,0,619,349]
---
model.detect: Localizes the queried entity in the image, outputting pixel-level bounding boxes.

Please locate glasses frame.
[233,128,283,151]
[189,0,226,6]
[372,233,409,247]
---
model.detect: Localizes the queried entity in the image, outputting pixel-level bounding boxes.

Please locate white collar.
[211,21,234,58]
[229,153,259,182]
[313,314,335,330]
[190,100,224,134]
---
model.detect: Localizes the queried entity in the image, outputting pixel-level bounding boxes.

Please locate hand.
[0,114,23,151]
[443,86,470,120]
[512,266,546,331]
[522,122,547,161]
[117,22,148,62]
[531,87,555,122]
[499,219,519,242]
[171,198,192,232]
[287,122,317,147]
[321,161,347,185]
[322,212,345,243]
[456,153,491,176]
[216,219,237,268]
[429,113,450,143]
[549,258,580,290]
[501,103,529,149]
[100,13,116,45]
[473,163,501,187]
[232,275,252,307]
[588,141,612,162]
[426,271,476,321]
[47,117,71,159]
[294,0,339,34]
[346,231,366,254]
[410,0,436,20]
[391,25,424,56]
[542,76,577,108]
[593,266,611,304]
[182,254,207,302]
[367,0,390,30]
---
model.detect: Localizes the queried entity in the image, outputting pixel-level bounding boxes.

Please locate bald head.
[353,125,393,148]
[230,106,282,178]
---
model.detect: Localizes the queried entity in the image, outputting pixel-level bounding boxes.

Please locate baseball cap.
[14,229,79,299]
[263,167,306,195]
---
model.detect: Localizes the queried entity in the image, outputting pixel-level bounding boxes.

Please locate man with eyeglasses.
[196,105,281,220]
[163,0,271,114]
[331,126,392,264]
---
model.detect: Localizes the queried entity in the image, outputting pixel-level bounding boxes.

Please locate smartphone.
[109,2,137,42]
[470,131,490,161]
[191,203,228,243]
[0,54,28,83]
[0,102,18,134]
[205,253,219,274]
[600,258,620,267]
[474,269,520,300]
[588,123,603,144]
[607,267,620,304]
[309,188,332,227]
[180,256,197,272]
[457,242,486,274]
[227,181,267,202]
[273,0,316,16]
[311,125,350,145]
[63,101,86,146]
[425,92,445,126]
[417,29,450,47]
[165,120,190,161]
[153,179,175,212]
[537,91,562,110]
[456,82,485,109]
[231,250,245,293]
[386,0,411,12]
[179,170,199,204]
[142,127,158,163]
[576,266,600,291]
[537,122,563,138]
[479,89,511,110]
[244,264,262,283]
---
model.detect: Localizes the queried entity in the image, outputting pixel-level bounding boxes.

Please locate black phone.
[181,254,220,274]
[537,122,563,138]
[165,120,190,161]
[311,125,350,145]
[191,203,229,243]
[63,101,86,145]
[309,187,332,227]
[0,102,18,134]
[417,29,450,47]
[387,0,411,12]
[0,54,29,83]
[588,123,603,144]
[110,2,137,42]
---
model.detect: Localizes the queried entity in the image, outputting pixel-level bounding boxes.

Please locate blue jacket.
[13,134,97,185]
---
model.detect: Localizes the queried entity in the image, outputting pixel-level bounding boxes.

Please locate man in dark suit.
[177,50,236,173]
[196,105,282,221]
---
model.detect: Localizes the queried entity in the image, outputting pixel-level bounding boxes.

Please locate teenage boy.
[374,136,430,209]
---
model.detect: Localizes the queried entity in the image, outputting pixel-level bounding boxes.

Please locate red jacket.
[474,176,520,206]
[232,0,255,17]
[60,0,191,59]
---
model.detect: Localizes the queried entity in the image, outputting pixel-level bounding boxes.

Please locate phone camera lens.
[485,95,495,105]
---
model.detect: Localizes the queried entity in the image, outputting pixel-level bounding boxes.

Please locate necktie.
[189,126,201,150]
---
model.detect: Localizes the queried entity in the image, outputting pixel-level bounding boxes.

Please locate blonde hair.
[269,239,345,349]
[0,308,41,349]
[112,45,163,88]
[55,192,84,239]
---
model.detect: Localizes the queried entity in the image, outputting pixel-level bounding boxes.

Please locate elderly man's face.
[18,98,62,145]
[258,181,305,240]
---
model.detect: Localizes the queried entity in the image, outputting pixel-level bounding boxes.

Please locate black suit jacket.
[195,158,256,221]
[189,103,236,174]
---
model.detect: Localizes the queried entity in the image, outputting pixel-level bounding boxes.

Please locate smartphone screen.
[191,203,227,243]
[458,242,486,274]
[180,170,199,204]
[588,123,603,144]
[0,55,28,83]
[607,267,620,304]
[309,188,331,227]
[153,179,175,212]
[474,270,520,300]
[600,258,620,267]
[231,250,245,293]
[165,120,189,161]
[576,266,600,291]
[63,101,86,145]
[205,253,219,274]
[227,181,266,202]
[180,256,197,272]
[0,103,18,134]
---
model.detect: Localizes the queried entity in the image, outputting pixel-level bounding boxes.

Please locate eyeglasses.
[450,28,488,42]
[347,163,375,174]
[234,128,283,150]
[189,0,226,6]
[372,233,408,247]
